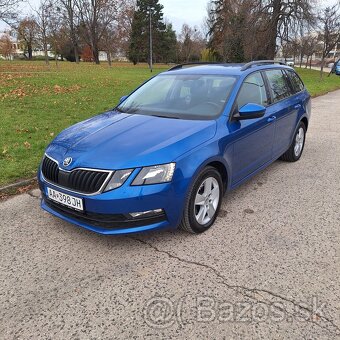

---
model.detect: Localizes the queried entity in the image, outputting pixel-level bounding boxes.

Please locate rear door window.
[265,69,292,103]
[285,70,305,93]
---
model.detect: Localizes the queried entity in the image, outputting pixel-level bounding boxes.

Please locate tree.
[0,0,21,25]
[100,1,136,66]
[208,0,252,62]
[128,0,166,64]
[101,25,117,67]
[76,0,119,64]
[282,37,300,60]
[47,3,66,66]
[297,29,319,68]
[179,24,193,62]
[303,34,319,68]
[162,23,177,63]
[200,48,217,61]
[259,0,315,59]
[0,34,14,59]
[115,0,135,56]
[33,0,53,65]
[81,45,93,61]
[17,17,39,60]
[317,4,340,78]
[207,0,316,61]
[57,0,80,63]
[178,24,205,62]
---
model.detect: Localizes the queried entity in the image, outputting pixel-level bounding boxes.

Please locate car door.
[264,69,300,158]
[227,71,276,186]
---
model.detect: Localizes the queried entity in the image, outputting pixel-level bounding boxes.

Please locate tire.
[280,122,306,162]
[179,166,223,234]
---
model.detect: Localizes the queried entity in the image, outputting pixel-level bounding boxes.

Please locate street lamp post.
[149,6,153,73]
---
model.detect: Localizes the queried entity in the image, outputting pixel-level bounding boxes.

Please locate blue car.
[336,63,340,75]
[38,61,311,235]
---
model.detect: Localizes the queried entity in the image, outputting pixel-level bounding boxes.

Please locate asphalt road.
[1,90,340,339]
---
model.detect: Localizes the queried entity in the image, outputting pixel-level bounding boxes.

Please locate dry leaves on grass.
[23,141,31,149]
[53,84,81,94]
[16,128,30,134]
[0,63,50,72]
[1,87,28,100]
[0,83,82,100]
[0,73,34,88]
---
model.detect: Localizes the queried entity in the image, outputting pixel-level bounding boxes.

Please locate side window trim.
[261,70,273,105]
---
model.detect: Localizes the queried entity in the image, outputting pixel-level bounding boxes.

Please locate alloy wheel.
[294,127,305,157]
[194,177,220,225]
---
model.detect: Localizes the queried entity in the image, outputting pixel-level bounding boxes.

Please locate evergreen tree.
[128,0,176,64]
[161,23,177,63]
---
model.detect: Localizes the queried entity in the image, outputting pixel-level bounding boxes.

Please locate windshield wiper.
[150,114,179,119]
[115,106,124,113]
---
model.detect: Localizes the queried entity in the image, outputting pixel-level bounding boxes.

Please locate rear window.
[286,70,304,93]
[265,69,292,103]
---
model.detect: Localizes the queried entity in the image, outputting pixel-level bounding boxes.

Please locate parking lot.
[1,90,339,339]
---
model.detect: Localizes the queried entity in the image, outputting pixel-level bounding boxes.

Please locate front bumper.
[38,170,185,235]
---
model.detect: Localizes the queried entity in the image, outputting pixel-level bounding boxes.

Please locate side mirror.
[237,103,266,120]
[119,95,128,103]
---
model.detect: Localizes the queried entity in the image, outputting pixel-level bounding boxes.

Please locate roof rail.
[168,62,222,71]
[241,60,285,71]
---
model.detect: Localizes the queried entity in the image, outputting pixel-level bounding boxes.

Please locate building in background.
[0,29,23,60]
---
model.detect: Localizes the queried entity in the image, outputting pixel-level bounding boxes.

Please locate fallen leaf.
[24,141,31,149]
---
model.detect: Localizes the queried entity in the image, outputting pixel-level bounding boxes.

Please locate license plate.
[47,187,84,211]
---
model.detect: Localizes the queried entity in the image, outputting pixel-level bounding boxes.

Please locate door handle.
[267,116,276,123]
[294,104,302,109]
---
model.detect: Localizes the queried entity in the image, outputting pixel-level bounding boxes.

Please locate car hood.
[46,110,217,170]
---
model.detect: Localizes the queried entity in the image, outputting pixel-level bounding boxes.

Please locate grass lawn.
[0,61,339,186]
[296,67,340,97]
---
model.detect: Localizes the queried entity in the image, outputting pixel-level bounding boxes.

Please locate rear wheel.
[179,166,223,234]
[280,122,306,162]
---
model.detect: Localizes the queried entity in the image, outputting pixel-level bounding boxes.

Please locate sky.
[160,0,208,33]
[1,0,338,33]
[0,0,209,32]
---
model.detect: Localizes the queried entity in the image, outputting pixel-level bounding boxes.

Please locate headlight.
[104,169,133,192]
[132,163,176,185]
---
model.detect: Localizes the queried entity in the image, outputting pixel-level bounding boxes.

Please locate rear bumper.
[38,170,185,235]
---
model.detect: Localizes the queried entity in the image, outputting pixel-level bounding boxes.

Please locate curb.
[0,177,37,192]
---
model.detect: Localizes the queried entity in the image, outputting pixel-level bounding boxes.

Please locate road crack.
[129,235,340,336]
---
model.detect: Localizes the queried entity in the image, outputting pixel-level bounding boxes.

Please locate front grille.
[42,156,59,183]
[41,155,110,194]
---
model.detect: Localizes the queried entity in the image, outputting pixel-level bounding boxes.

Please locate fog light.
[129,209,163,218]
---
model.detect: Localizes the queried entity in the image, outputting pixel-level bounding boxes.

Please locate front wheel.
[179,166,223,234]
[280,122,306,162]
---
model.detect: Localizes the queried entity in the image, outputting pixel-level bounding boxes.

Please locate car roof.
[161,62,293,77]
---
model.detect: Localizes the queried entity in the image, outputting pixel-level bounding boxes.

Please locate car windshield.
[116,74,237,120]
